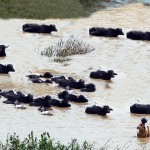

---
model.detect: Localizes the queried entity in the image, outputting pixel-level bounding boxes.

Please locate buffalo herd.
[0,23,149,117]
[21,23,150,41]
[89,27,150,41]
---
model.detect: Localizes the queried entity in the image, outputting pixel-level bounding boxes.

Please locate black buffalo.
[22,23,57,33]
[89,27,124,37]
[39,72,53,78]
[29,78,52,84]
[0,45,9,57]
[0,90,14,97]
[130,103,150,114]
[49,98,71,108]
[0,90,33,104]
[90,69,117,80]
[26,72,53,79]
[58,90,88,103]
[29,95,52,107]
[51,76,66,84]
[58,78,85,89]
[0,64,15,74]
[81,83,96,92]
[126,31,150,41]
[85,105,113,116]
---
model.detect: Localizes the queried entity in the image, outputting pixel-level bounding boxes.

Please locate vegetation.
[0,0,88,19]
[0,0,136,19]
[79,0,105,13]
[0,0,109,19]
[0,132,140,150]
[0,131,95,150]
[41,35,94,63]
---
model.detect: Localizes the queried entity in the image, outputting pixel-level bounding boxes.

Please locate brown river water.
[0,2,150,149]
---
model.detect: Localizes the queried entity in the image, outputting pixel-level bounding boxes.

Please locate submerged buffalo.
[130,103,150,114]
[126,31,150,41]
[22,23,57,33]
[85,105,113,116]
[0,64,15,74]
[90,69,117,80]
[89,27,124,37]
[81,83,96,92]
[58,90,88,103]
[0,45,9,57]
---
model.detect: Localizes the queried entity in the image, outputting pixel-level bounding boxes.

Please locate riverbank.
[0,132,95,150]
[0,131,138,150]
[0,0,86,19]
[0,0,146,19]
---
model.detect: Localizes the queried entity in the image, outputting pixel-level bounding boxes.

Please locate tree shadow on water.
[79,0,142,16]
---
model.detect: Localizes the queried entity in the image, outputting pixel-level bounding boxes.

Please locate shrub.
[41,36,94,59]
[0,132,95,150]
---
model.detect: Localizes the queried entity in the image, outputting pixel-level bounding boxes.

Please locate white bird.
[136,99,141,103]
[15,104,26,109]
[14,100,26,109]
[41,111,53,115]
[39,106,53,115]
[65,86,77,94]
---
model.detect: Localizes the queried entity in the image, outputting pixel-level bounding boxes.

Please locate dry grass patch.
[41,35,94,63]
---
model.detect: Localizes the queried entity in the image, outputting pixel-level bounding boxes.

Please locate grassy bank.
[0,132,95,150]
[0,132,141,150]
[0,0,88,19]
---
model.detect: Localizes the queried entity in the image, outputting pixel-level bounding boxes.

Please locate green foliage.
[41,36,94,62]
[0,0,87,19]
[0,132,95,150]
[79,0,105,13]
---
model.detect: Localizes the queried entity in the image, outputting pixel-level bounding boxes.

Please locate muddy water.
[0,2,150,149]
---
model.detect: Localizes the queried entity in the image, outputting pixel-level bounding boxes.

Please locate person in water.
[137,118,149,138]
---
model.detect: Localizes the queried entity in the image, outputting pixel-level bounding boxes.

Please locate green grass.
[0,0,88,19]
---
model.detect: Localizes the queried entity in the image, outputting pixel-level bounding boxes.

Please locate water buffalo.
[58,78,85,89]
[126,31,150,41]
[130,103,150,114]
[49,98,71,108]
[1,90,33,104]
[89,27,124,37]
[51,75,66,84]
[0,45,9,57]
[28,78,52,84]
[85,105,113,116]
[0,90,15,98]
[39,72,53,78]
[26,72,53,79]
[0,64,15,74]
[58,90,88,103]
[29,95,52,107]
[22,23,57,33]
[81,83,96,92]
[90,69,117,80]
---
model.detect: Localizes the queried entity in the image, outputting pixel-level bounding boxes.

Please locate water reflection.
[80,0,150,14]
